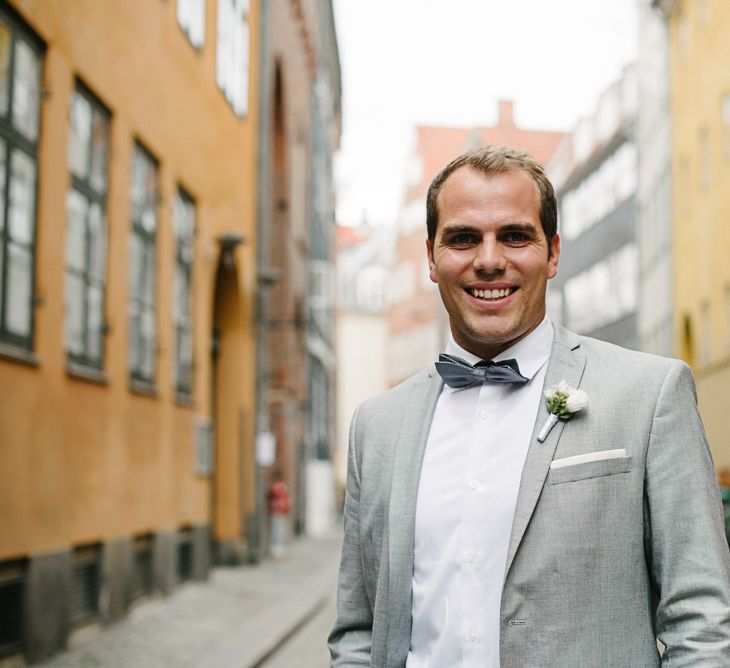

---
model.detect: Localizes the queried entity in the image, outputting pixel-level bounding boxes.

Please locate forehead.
[437,166,541,217]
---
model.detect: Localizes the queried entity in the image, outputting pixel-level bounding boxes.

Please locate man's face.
[426,166,560,360]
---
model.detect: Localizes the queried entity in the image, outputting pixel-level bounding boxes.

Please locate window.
[130,534,153,601]
[0,559,26,657]
[128,143,159,385]
[0,11,43,350]
[70,544,101,627]
[195,418,213,475]
[216,0,249,116]
[172,188,195,396]
[559,142,637,241]
[177,527,194,582]
[65,85,110,369]
[310,259,334,334]
[177,0,205,49]
[564,244,638,334]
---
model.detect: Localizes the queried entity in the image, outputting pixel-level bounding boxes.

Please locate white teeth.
[471,288,511,300]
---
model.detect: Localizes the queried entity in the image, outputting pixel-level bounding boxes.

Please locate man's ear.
[547,233,560,279]
[426,238,437,283]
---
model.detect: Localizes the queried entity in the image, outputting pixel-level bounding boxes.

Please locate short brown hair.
[425,145,557,247]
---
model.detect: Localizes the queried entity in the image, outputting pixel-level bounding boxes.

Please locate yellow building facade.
[664,0,730,474]
[0,0,259,661]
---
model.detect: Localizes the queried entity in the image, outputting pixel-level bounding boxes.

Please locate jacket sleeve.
[328,406,374,666]
[645,360,730,665]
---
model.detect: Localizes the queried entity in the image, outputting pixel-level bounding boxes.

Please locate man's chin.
[456,325,520,358]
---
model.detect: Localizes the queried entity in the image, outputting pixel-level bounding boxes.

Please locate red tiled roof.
[411,119,565,198]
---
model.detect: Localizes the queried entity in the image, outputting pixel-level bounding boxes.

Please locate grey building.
[305,0,342,534]
[636,0,673,356]
[547,64,639,350]
[254,0,341,551]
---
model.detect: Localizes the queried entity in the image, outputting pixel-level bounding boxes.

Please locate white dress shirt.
[406,316,554,668]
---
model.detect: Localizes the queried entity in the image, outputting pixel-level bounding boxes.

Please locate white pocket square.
[550,448,627,470]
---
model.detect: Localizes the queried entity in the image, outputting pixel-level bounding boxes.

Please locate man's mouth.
[467,287,517,301]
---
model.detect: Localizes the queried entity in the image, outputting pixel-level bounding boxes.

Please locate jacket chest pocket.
[547,455,632,486]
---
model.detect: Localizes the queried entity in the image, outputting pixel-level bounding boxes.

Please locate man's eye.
[503,232,529,243]
[450,234,476,245]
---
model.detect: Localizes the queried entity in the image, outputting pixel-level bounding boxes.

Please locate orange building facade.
[0,0,259,661]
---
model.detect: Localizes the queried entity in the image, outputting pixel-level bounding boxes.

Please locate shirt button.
[467,552,477,563]
[468,632,478,642]
[468,479,478,490]
[479,410,488,420]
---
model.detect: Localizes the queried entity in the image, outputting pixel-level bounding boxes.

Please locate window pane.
[6,241,31,336]
[87,283,103,361]
[130,149,147,220]
[129,144,157,381]
[89,108,109,194]
[64,271,84,355]
[174,264,184,322]
[129,232,143,300]
[88,202,106,279]
[0,20,10,117]
[143,242,156,305]
[131,146,157,231]
[0,139,6,234]
[232,21,249,116]
[141,308,155,378]
[173,192,185,239]
[65,189,88,271]
[69,92,91,179]
[143,163,157,231]
[142,307,155,341]
[216,0,248,116]
[11,38,41,142]
[178,0,205,48]
[128,307,140,372]
[177,327,193,391]
[141,206,156,234]
[8,148,35,243]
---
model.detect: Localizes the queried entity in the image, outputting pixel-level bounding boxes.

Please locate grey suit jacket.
[329,326,730,667]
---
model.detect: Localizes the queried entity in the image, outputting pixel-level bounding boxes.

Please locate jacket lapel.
[386,369,443,666]
[504,325,587,577]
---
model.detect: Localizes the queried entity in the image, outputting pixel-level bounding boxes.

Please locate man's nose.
[473,239,506,274]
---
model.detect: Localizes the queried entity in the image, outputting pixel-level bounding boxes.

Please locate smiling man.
[329,146,730,667]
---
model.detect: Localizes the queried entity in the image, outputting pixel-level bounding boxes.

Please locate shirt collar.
[444,315,554,381]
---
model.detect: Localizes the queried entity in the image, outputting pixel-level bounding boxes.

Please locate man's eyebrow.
[500,222,539,233]
[439,222,539,236]
[439,224,479,236]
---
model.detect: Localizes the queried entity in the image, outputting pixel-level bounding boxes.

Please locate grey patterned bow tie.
[435,353,529,388]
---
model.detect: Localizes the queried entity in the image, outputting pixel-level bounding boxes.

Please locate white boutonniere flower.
[536,380,589,443]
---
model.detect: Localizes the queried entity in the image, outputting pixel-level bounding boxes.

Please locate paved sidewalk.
[40,529,343,668]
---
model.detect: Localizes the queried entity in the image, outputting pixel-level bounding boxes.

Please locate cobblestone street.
[37,530,341,668]
[259,590,336,667]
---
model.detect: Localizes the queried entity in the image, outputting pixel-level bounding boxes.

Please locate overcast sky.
[332,0,639,227]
